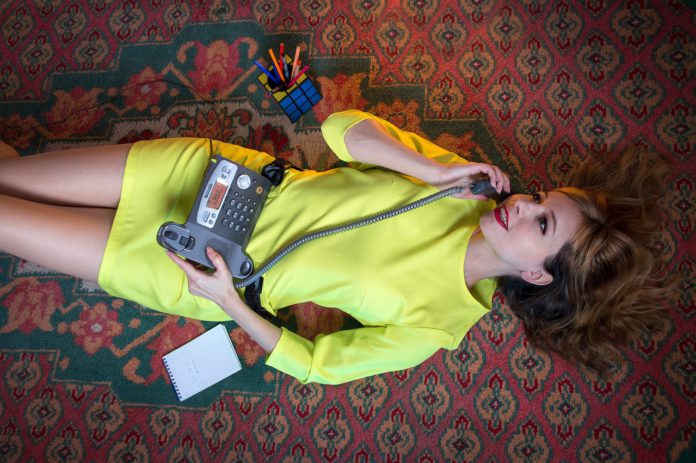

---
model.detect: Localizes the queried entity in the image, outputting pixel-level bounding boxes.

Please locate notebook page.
[162,324,242,401]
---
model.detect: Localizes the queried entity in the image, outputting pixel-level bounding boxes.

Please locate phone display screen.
[207,181,227,210]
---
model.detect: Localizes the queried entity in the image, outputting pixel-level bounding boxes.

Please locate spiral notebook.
[162,324,242,401]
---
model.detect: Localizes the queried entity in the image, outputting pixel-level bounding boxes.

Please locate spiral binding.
[162,357,183,400]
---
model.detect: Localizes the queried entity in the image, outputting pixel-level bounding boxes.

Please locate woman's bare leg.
[0,143,131,207]
[0,142,132,281]
[0,195,115,282]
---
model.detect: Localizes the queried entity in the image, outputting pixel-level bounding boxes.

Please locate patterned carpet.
[1,1,694,461]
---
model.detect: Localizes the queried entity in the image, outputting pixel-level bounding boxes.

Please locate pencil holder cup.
[256,55,322,122]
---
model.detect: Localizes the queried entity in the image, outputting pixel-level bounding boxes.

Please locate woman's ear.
[520,269,553,286]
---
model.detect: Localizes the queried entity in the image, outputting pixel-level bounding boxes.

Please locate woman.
[0,110,669,384]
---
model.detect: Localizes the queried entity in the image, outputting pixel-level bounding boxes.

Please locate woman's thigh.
[0,143,131,208]
[0,194,115,282]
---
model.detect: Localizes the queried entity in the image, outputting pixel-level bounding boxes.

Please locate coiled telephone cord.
[234,185,465,288]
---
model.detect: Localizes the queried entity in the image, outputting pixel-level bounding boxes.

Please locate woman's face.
[478,191,584,285]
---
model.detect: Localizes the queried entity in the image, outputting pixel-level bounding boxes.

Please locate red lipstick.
[494,205,508,230]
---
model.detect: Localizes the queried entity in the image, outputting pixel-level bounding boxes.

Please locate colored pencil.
[279,43,287,79]
[286,64,309,88]
[268,48,286,83]
[291,46,301,79]
[254,60,280,86]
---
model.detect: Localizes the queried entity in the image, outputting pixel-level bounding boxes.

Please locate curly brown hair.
[499,147,675,373]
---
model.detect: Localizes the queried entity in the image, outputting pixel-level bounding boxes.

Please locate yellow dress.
[99,110,496,384]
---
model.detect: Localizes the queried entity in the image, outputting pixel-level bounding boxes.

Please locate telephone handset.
[470,178,510,201]
[470,178,497,196]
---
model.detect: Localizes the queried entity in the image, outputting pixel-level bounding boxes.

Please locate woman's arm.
[343,118,444,183]
[167,247,281,353]
[266,324,450,385]
[167,248,449,385]
[343,117,510,198]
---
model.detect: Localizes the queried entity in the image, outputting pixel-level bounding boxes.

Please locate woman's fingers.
[166,251,196,276]
[167,248,227,275]
[472,163,509,193]
[205,247,231,277]
[166,251,205,294]
[166,248,236,305]
[445,163,510,198]
[436,162,511,199]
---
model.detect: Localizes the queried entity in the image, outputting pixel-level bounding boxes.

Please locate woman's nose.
[514,196,540,216]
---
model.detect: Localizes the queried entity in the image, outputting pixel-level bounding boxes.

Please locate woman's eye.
[532,193,541,203]
[539,216,547,234]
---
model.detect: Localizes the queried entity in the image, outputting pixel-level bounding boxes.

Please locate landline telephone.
[157,155,271,279]
[157,154,504,289]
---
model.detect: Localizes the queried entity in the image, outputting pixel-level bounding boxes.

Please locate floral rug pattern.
[0,1,694,461]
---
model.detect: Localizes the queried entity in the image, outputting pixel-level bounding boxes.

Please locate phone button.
[237,174,251,190]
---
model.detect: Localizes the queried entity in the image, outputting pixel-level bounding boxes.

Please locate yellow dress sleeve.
[265,325,453,384]
[320,109,468,167]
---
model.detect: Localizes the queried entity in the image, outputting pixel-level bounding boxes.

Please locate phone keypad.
[218,189,262,238]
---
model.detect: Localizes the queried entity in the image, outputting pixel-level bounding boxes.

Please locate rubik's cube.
[256,57,322,122]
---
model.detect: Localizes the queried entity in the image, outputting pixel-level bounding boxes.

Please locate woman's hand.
[167,247,282,353]
[166,247,243,310]
[429,162,510,200]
